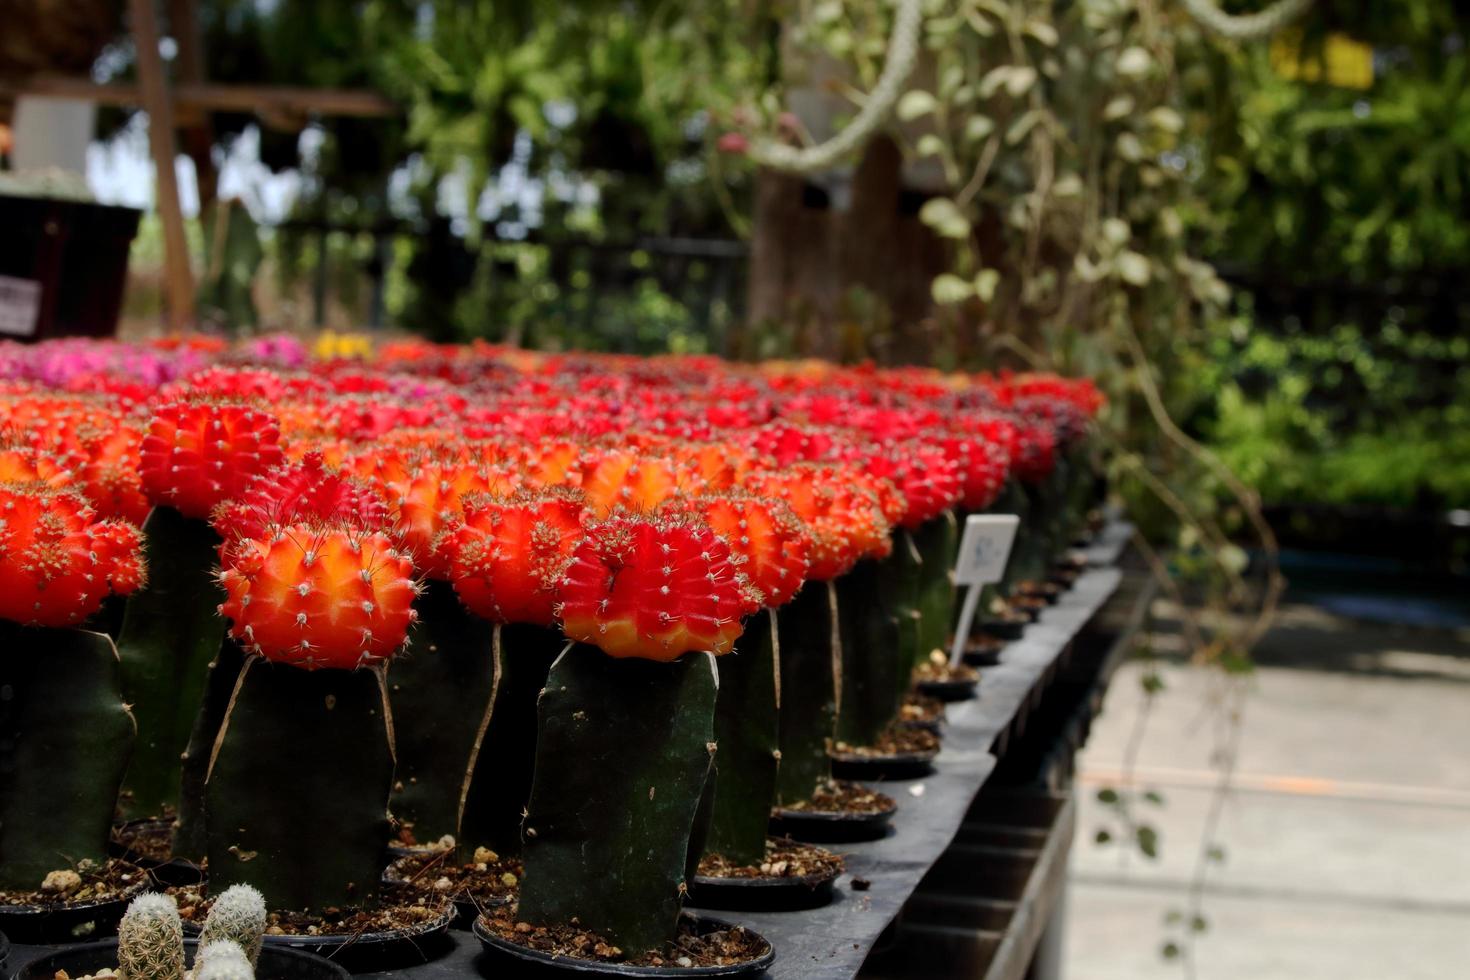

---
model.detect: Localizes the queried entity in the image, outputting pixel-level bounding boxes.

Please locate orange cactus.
[139,399,284,518]
[0,483,145,627]
[557,514,760,660]
[444,488,589,626]
[218,522,418,669]
[747,462,892,580]
[575,449,686,517]
[664,492,810,608]
[380,458,520,579]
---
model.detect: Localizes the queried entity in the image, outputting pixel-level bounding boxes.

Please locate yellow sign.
[1270,31,1373,90]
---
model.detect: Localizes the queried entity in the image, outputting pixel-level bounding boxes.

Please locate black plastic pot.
[1019,582,1062,605]
[256,902,455,974]
[472,912,774,977]
[829,748,937,781]
[108,819,207,890]
[768,802,895,843]
[11,937,348,980]
[0,195,141,341]
[1,929,9,973]
[959,639,1005,667]
[979,617,1027,641]
[915,677,979,703]
[0,887,141,944]
[688,863,840,912]
[380,859,513,930]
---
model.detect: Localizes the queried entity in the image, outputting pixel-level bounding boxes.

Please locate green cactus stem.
[205,658,394,912]
[774,580,840,804]
[174,639,248,861]
[117,507,227,820]
[834,555,910,747]
[117,893,185,980]
[0,624,135,891]
[704,608,780,866]
[458,621,563,857]
[387,580,496,849]
[912,512,959,669]
[517,646,718,954]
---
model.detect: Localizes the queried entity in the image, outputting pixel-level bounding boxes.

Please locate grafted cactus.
[198,884,267,968]
[117,893,185,980]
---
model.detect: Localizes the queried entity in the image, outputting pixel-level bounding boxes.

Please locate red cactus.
[744,462,891,580]
[855,441,963,530]
[218,522,417,669]
[663,492,810,609]
[557,514,760,660]
[444,488,589,626]
[212,452,392,564]
[140,399,285,518]
[0,483,145,627]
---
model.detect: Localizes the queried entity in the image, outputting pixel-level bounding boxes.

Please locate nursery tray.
[11,938,349,980]
[1,554,1129,980]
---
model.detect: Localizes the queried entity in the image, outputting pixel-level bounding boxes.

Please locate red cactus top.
[557,514,761,661]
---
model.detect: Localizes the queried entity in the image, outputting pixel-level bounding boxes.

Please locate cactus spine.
[117,893,185,980]
[192,941,255,980]
[198,884,267,967]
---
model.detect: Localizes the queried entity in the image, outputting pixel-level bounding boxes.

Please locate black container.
[959,640,1005,668]
[472,913,774,977]
[256,903,455,973]
[829,749,937,781]
[109,819,207,890]
[979,617,1027,641]
[1,929,9,973]
[0,889,140,945]
[380,859,513,930]
[12,937,349,980]
[688,861,841,913]
[768,803,895,844]
[0,195,141,341]
[915,678,979,703]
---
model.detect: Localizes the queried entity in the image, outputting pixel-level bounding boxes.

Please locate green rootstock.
[117,507,227,819]
[913,513,959,670]
[387,580,497,849]
[459,621,563,857]
[205,659,394,912]
[835,557,907,747]
[174,639,248,861]
[518,647,717,954]
[0,625,135,890]
[774,580,839,804]
[705,608,779,866]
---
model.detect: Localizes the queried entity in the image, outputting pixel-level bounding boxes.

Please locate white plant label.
[954,514,1021,586]
[0,276,42,338]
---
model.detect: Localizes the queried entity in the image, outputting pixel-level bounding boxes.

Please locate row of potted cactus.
[0,338,1101,974]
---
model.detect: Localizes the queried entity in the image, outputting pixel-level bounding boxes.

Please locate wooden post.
[168,0,217,209]
[129,0,194,333]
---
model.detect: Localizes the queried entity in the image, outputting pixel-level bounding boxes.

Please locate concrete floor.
[1064,602,1470,979]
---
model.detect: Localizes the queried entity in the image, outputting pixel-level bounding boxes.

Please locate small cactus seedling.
[198,883,267,967]
[516,514,740,953]
[192,941,254,980]
[0,485,140,890]
[207,521,409,912]
[117,893,185,980]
